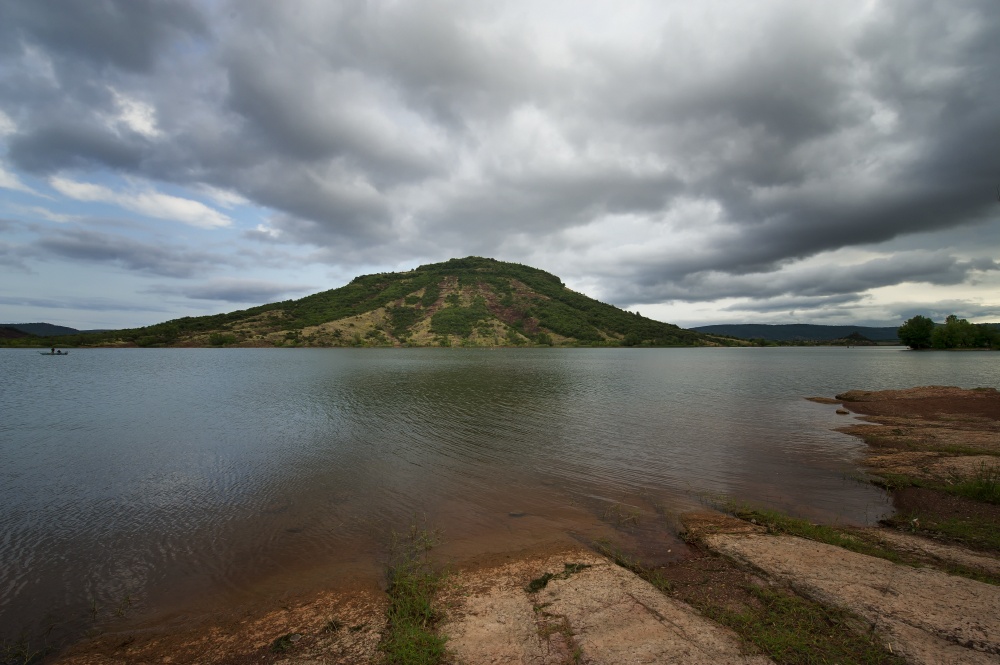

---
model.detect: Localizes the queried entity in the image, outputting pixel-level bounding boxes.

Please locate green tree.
[932,314,983,349]
[898,315,934,349]
[974,324,1000,349]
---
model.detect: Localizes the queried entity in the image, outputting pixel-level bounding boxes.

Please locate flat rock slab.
[703,532,1000,665]
[441,547,770,665]
[860,528,1000,578]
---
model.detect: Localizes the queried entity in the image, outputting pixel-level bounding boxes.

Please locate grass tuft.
[0,637,51,665]
[270,633,299,653]
[729,502,1000,583]
[706,585,907,664]
[725,505,905,564]
[526,572,554,593]
[379,525,447,665]
[524,563,592,593]
[876,463,1000,505]
[881,512,1000,552]
[946,462,1000,504]
[602,502,641,526]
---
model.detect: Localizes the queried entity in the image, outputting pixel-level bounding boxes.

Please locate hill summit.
[49,257,713,348]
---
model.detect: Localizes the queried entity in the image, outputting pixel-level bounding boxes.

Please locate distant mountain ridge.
[1,322,111,336]
[691,323,901,342]
[0,326,33,339]
[3,257,724,348]
[1,322,82,336]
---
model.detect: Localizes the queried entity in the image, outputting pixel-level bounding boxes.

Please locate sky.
[1,0,998,331]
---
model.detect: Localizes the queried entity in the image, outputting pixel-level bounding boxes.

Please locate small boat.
[39,351,69,355]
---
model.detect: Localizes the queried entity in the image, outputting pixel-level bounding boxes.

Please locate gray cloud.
[0,241,31,272]
[1,0,999,325]
[721,293,867,314]
[9,121,149,174]
[145,278,316,304]
[617,252,1000,305]
[891,301,1000,323]
[35,228,230,278]
[0,0,206,73]
[0,294,164,313]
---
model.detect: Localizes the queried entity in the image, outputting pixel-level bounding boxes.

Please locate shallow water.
[1,346,996,642]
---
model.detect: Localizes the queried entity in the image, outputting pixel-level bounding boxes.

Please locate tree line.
[898,315,999,350]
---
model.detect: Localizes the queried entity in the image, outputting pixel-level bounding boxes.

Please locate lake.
[1,346,996,645]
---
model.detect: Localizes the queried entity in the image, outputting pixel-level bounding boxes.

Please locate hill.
[0,322,82,336]
[0,326,33,339]
[690,323,902,342]
[6,257,722,348]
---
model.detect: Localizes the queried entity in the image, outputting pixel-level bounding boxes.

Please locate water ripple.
[2,346,993,643]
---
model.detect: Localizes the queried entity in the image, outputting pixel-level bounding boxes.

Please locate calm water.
[1,347,997,643]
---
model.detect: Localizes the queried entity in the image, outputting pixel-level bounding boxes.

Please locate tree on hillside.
[898,315,934,349]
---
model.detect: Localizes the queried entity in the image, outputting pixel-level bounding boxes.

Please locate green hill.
[6,257,720,348]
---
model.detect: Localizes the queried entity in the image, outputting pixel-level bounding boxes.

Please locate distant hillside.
[691,323,902,342]
[4,257,724,348]
[1,322,83,336]
[0,326,33,339]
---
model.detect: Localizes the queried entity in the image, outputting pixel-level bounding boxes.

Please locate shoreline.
[43,385,1000,664]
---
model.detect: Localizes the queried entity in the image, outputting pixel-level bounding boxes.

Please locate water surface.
[1,346,996,642]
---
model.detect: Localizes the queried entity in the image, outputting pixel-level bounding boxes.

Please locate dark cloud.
[617,253,1000,304]
[35,228,229,278]
[0,241,32,272]
[8,122,149,174]
[721,293,866,314]
[145,279,316,304]
[237,170,395,246]
[0,0,206,72]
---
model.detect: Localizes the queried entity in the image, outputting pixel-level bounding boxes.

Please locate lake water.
[1,346,997,644]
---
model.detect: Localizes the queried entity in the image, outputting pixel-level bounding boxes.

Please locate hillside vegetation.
[6,257,720,348]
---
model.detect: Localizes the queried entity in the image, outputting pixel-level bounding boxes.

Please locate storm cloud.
[1,0,998,328]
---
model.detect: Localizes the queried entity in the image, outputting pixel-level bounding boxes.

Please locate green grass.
[881,513,1000,552]
[271,633,299,653]
[0,637,51,665]
[730,504,1000,583]
[593,535,904,664]
[875,464,1000,504]
[705,586,906,665]
[727,506,904,564]
[379,526,448,665]
[524,563,592,593]
[602,502,641,526]
[946,463,1000,504]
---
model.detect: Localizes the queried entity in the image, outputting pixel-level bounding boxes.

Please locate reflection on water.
[1,346,996,643]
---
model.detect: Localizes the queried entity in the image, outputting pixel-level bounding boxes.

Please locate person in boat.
[50,347,55,354]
